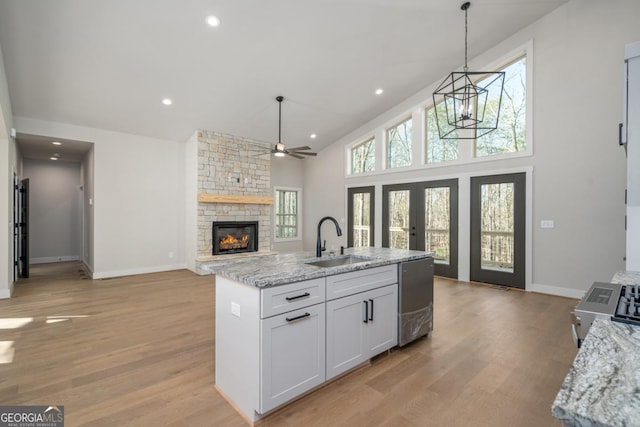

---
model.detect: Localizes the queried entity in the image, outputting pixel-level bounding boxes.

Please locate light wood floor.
[0,262,578,426]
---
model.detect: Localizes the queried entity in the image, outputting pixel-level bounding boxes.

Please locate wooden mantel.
[198,193,274,205]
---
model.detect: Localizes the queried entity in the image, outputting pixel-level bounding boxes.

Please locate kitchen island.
[201,247,432,424]
[552,271,640,427]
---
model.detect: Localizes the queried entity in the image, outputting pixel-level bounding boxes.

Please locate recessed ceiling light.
[52,141,62,146]
[206,15,221,27]
[375,88,384,95]
[310,134,317,139]
[50,157,58,161]
[162,98,173,106]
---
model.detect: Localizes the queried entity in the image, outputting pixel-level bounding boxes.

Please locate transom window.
[476,56,527,156]
[386,117,412,169]
[274,187,301,240]
[351,138,375,174]
[426,102,458,164]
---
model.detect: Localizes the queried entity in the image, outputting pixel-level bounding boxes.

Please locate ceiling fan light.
[274,151,286,157]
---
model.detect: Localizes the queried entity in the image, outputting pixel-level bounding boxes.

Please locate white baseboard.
[0,283,13,299]
[92,263,188,280]
[81,261,94,279]
[31,255,81,265]
[528,282,586,299]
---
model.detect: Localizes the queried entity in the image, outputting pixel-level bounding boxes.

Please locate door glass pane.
[388,190,410,249]
[352,192,371,247]
[480,183,514,273]
[425,187,450,265]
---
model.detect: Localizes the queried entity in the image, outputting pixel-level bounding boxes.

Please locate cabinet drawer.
[261,278,326,318]
[326,264,398,301]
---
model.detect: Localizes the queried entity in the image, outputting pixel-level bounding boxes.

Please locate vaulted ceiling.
[0,0,568,155]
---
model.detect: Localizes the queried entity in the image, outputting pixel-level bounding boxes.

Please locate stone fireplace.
[212,221,259,255]
[196,130,272,259]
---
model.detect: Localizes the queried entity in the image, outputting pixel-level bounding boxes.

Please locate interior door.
[13,174,19,281]
[19,178,29,278]
[382,180,458,278]
[470,173,525,288]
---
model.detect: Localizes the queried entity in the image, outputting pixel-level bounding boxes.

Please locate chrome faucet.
[316,216,342,257]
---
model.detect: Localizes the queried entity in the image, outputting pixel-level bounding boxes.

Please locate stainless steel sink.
[304,255,374,268]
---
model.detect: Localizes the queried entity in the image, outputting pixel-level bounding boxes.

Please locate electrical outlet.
[168,251,174,259]
[231,302,241,317]
[540,220,555,229]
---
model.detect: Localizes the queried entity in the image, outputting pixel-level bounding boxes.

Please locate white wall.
[81,146,95,272]
[23,159,81,263]
[184,131,198,272]
[271,155,305,253]
[14,117,186,279]
[303,0,640,298]
[0,41,17,298]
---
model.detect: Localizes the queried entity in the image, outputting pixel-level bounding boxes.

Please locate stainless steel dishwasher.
[398,257,434,346]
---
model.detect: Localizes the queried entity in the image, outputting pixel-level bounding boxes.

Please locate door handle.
[363,301,368,323]
[369,298,374,321]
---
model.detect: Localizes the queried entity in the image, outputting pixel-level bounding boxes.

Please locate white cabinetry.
[325,265,398,380]
[626,41,640,270]
[326,284,398,379]
[215,263,399,422]
[260,302,325,413]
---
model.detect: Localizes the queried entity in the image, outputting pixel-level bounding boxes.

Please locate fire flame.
[220,234,249,245]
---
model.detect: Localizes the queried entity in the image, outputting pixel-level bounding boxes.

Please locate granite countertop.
[552,319,640,427]
[198,247,432,288]
[552,270,640,427]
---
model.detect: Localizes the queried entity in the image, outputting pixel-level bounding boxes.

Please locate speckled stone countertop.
[198,247,432,288]
[552,270,640,427]
[612,270,640,286]
[552,319,640,427]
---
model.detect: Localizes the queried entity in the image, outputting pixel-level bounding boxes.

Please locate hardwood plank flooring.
[0,262,578,426]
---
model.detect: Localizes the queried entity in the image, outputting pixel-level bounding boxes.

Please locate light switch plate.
[540,220,555,229]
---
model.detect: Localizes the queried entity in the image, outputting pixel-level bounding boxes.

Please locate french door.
[347,186,375,247]
[382,179,458,278]
[470,173,525,288]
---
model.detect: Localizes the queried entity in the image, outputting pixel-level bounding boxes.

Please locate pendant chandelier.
[432,2,505,139]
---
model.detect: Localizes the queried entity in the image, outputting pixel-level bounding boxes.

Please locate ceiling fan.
[272,96,317,159]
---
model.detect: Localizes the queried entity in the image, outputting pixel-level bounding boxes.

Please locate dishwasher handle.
[570,311,582,348]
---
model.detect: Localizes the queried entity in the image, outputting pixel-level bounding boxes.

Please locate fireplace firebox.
[212,221,259,255]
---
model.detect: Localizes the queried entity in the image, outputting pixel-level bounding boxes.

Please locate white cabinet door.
[365,284,398,355]
[326,292,367,380]
[259,303,325,414]
[326,284,398,380]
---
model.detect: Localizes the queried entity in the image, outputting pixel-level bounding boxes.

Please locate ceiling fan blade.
[286,146,312,151]
[292,151,317,156]
[287,153,305,159]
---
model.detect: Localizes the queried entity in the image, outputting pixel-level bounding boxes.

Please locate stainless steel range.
[572,281,640,347]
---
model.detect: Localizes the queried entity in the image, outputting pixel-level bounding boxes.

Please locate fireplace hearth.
[212,221,258,255]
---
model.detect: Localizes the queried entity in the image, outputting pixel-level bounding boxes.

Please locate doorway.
[382,179,459,279]
[470,173,526,288]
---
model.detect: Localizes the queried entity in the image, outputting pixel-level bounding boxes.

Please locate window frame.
[347,186,375,248]
[350,137,376,175]
[385,116,413,170]
[273,186,302,242]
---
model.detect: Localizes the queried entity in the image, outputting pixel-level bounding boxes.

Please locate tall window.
[387,117,412,169]
[274,187,301,240]
[351,138,375,174]
[425,102,458,164]
[476,56,527,157]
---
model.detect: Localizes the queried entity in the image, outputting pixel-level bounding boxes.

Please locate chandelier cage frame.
[432,2,505,140]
